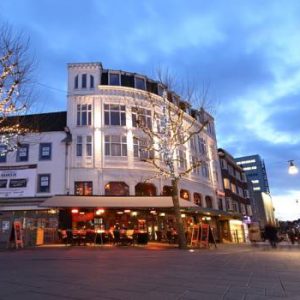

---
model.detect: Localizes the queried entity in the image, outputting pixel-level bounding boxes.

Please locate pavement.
[1,243,300,300]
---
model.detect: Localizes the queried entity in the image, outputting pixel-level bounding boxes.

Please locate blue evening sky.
[1,0,300,220]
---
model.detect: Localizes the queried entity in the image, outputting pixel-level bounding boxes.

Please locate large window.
[105,182,129,196]
[133,137,154,160]
[76,136,82,157]
[201,162,210,179]
[77,104,92,126]
[205,196,213,209]
[39,143,51,160]
[105,135,127,157]
[0,145,7,163]
[162,185,173,196]
[104,104,126,126]
[223,178,230,189]
[135,77,145,90]
[109,73,120,85]
[75,181,93,196]
[38,174,50,193]
[16,144,29,162]
[132,108,152,129]
[190,156,200,175]
[197,136,207,155]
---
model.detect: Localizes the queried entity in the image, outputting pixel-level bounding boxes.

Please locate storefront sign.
[0,165,37,198]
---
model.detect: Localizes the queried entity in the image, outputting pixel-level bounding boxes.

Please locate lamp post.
[288,160,298,175]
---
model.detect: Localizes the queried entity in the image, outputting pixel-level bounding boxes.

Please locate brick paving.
[1,244,300,299]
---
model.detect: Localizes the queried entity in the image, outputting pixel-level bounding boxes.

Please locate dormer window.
[135,77,145,90]
[82,74,87,88]
[109,73,120,86]
[74,75,79,89]
[90,75,94,88]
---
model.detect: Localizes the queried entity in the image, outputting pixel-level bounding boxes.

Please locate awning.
[39,196,199,209]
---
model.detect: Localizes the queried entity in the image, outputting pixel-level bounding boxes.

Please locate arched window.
[74,75,78,89]
[180,189,190,201]
[82,74,87,88]
[90,75,94,88]
[162,185,173,196]
[205,196,213,209]
[105,182,129,196]
[135,183,156,196]
[194,193,202,206]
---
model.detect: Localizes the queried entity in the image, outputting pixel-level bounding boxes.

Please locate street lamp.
[288,160,298,175]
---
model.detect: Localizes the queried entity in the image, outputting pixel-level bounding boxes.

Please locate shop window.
[38,174,50,193]
[39,143,51,160]
[205,196,213,208]
[162,185,173,196]
[77,104,92,126]
[0,145,7,163]
[135,183,156,196]
[105,182,129,196]
[16,144,29,162]
[180,189,190,201]
[75,181,93,196]
[105,135,127,157]
[104,104,126,126]
[194,193,202,206]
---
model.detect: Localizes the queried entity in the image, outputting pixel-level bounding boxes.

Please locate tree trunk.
[171,178,187,249]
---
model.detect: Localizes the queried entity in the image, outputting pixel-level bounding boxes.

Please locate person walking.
[264,223,278,248]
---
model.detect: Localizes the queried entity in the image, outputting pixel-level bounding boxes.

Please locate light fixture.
[71,209,79,214]
[124,209,131,213]
[131,211,138,216]
[96,209,105,215]
[288,160,298,175]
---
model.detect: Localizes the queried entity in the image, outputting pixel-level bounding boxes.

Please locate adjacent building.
[235,154,275,227]
[218,148,252,242]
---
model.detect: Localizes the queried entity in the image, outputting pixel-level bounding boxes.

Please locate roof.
[0,111,67,132]
[39,196,199,209]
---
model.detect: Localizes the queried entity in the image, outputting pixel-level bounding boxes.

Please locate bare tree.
[0,24,34,153]
[134,77,212,249]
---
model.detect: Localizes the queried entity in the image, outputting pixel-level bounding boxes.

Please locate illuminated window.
[251,180,259,184]
[223,178,230,189]
[231,183,237,194]
[105,182,129,196]
[105,135,127,157]
[135,183,156,196]
[194,193,202,206]
[77,104,92,126]
[180,189,190,201]
[75,181,92,196]
[253,187,261,191]
[104,104,126,126]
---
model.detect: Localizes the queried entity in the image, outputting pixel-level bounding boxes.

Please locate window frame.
[105,135,127,157]
[77,104,92,126]
[39,143,52,161]
[37,174,51,193]
[104,104,126,126]
[16,144,29,162]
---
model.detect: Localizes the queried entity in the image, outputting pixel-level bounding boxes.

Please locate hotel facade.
[0,62,245,246]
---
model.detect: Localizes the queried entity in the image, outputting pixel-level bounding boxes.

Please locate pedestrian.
[288,228,296,245]
[264,223,278,248]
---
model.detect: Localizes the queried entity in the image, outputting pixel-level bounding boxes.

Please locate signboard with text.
[0,165,37,198]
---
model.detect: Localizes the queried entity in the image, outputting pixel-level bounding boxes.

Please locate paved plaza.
[1,244,300,300]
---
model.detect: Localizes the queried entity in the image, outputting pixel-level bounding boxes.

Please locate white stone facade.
[66,63,225,210]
